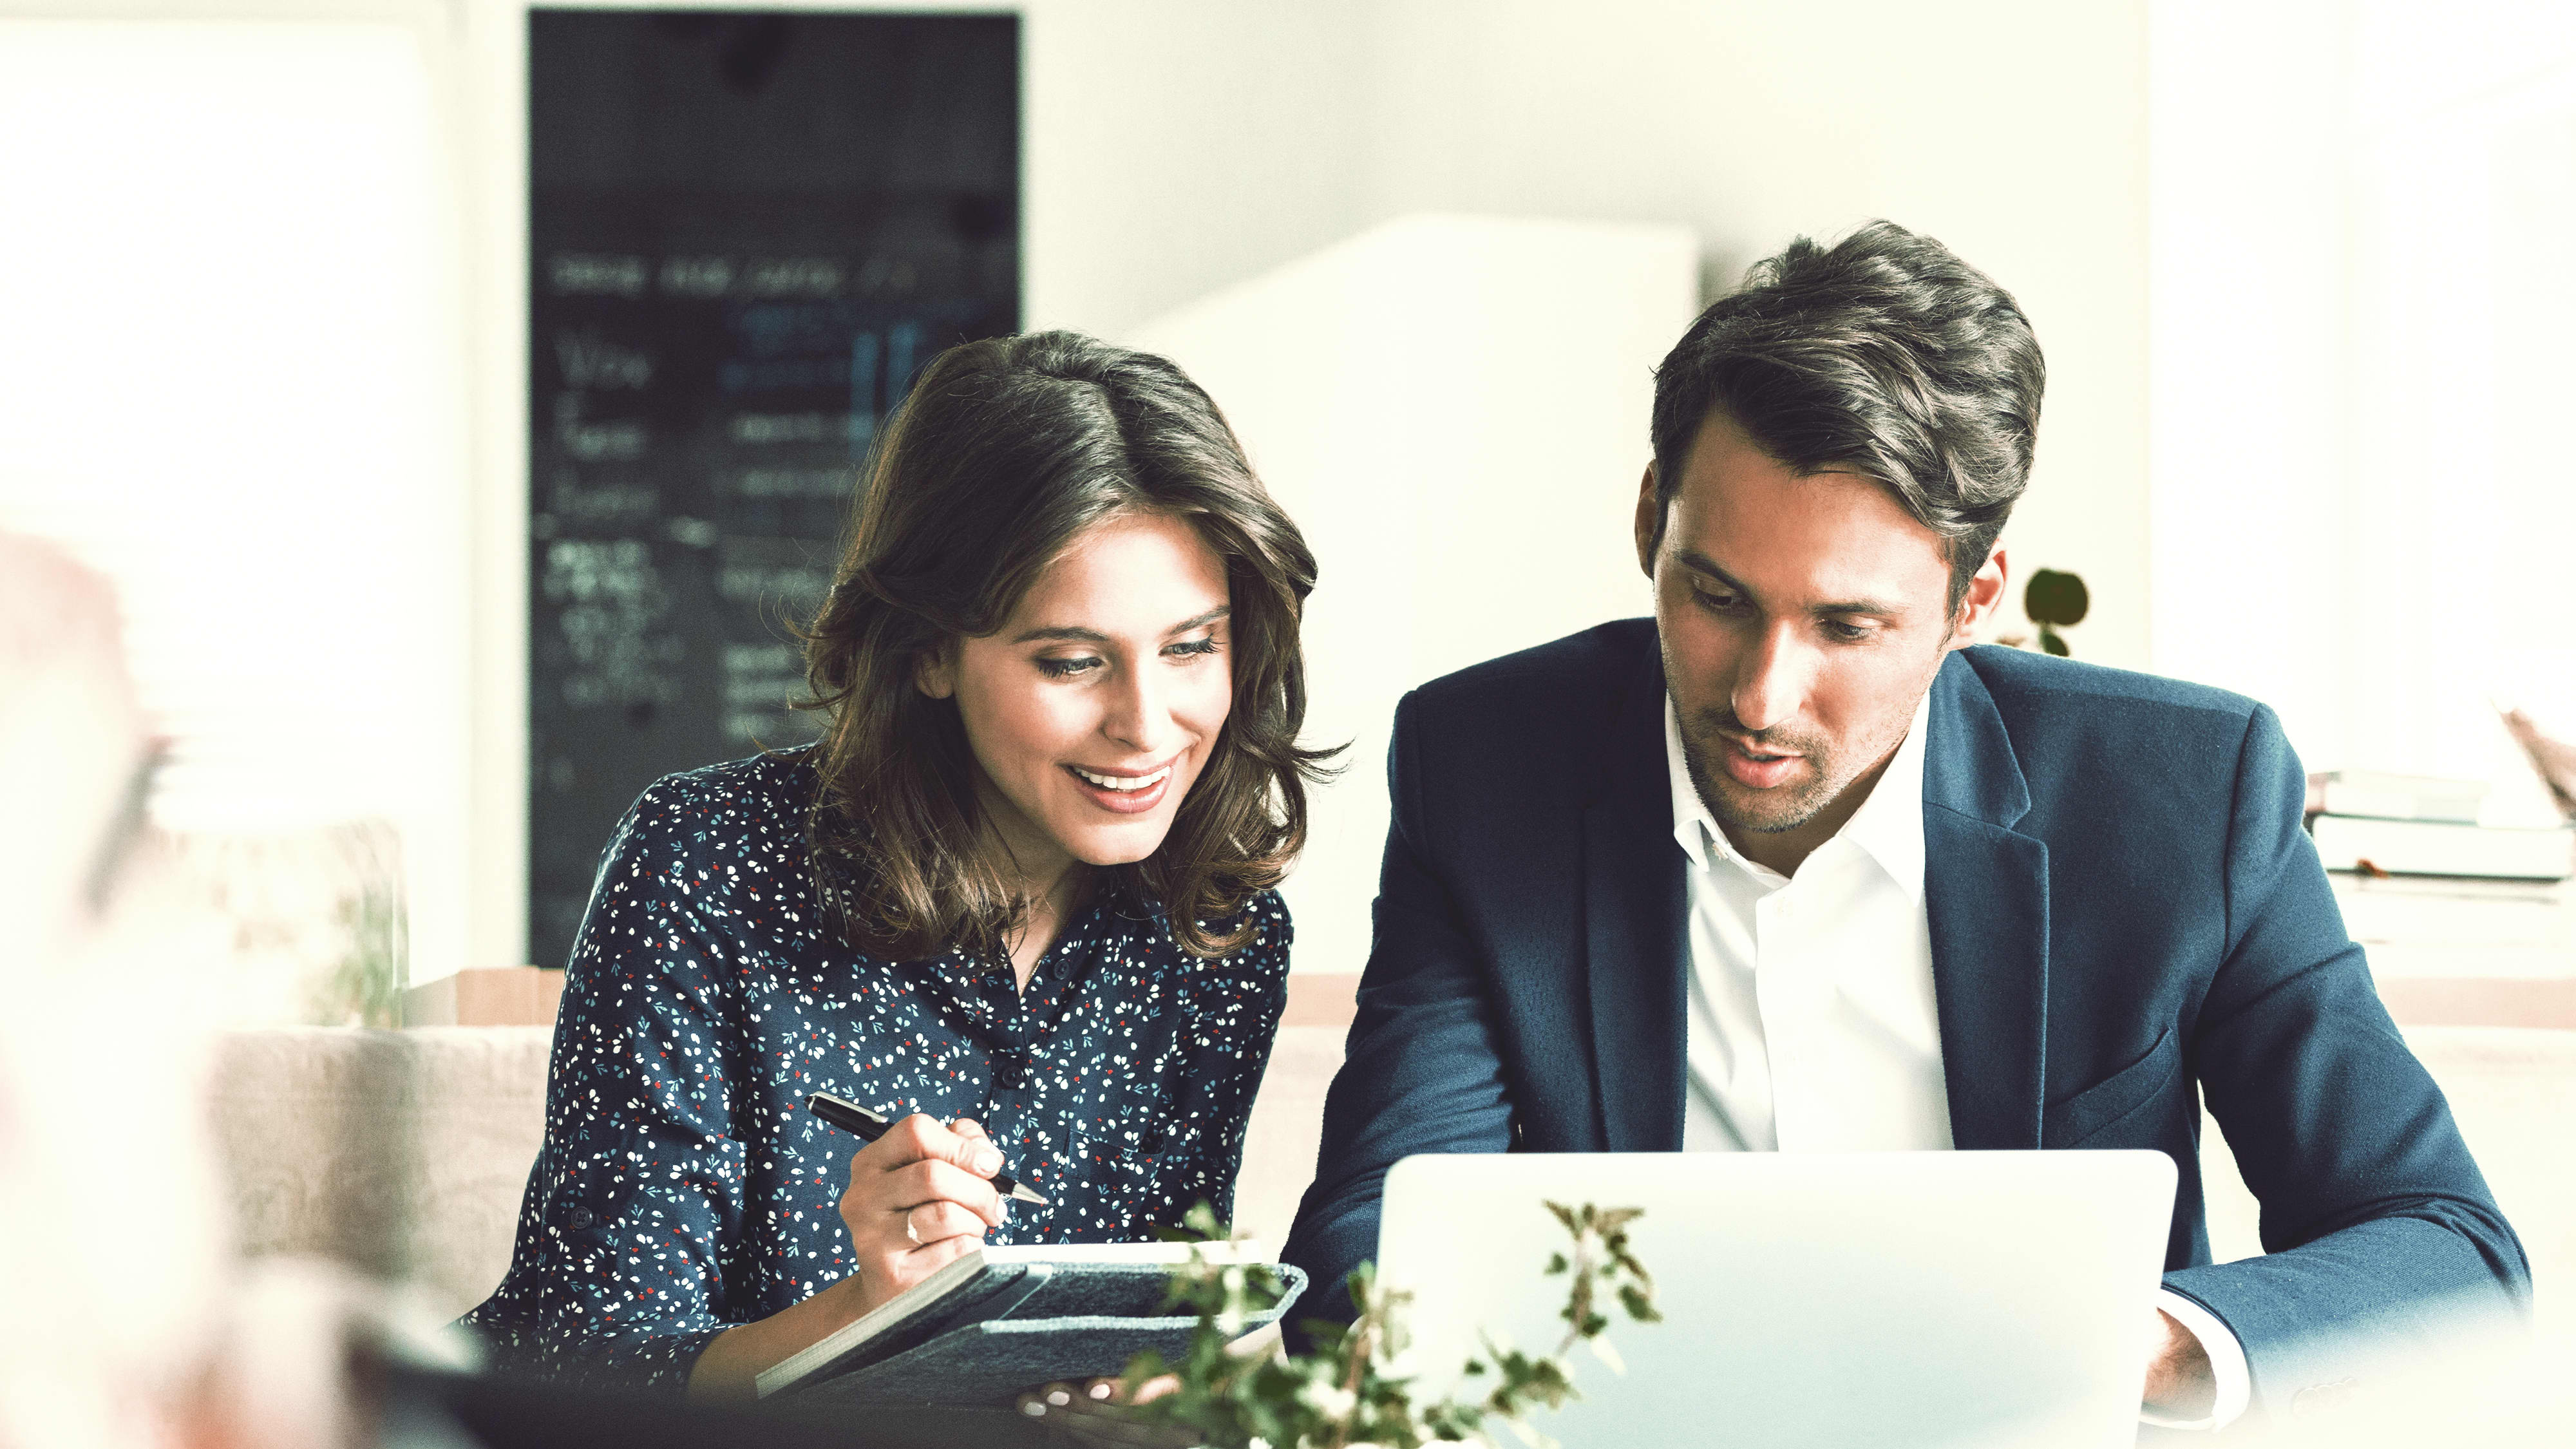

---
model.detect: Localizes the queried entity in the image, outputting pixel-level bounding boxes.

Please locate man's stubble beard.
[1671,643,1955,840]
[1678,712,1841,837]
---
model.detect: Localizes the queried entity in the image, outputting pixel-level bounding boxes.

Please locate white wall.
[2146,0,2350,757]
[2148,0,2576,809]
[0,10,476,994]
[1349,0,2155,668]
[1132,214,1700,978]
[1019,1,1373,336]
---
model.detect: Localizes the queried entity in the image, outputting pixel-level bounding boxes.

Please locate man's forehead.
[1667,475,1950,611]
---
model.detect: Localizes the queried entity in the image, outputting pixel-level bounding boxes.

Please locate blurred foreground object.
[0,533,468,1448]
[0,533,227,1448]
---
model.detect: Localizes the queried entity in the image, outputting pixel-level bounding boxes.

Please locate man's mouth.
[1717,736,1803,791]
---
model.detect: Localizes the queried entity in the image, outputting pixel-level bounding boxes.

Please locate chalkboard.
[528,10,1018,971]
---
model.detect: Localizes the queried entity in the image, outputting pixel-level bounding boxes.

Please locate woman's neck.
[1004,855,1088,991]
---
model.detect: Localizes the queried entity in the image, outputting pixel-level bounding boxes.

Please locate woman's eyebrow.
[1164,605,1229,637]
[1007,604,1229,647]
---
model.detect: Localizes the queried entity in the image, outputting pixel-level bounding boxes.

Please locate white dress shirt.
[1664,695,2251,1430]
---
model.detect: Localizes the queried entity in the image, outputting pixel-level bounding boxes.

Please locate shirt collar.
[1662,690,1932,898]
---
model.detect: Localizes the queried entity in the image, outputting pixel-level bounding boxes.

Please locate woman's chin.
[1056,813,1179,869]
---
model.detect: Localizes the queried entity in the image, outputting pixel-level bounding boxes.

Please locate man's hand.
[2143,1307,2216,1419]
[1015,1376,1193,1447]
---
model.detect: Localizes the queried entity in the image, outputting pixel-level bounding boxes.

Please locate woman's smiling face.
[920,509,1234,884]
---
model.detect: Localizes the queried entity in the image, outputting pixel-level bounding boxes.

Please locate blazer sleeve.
[1280,690,1518,1336]
[2162,703,2530,1417]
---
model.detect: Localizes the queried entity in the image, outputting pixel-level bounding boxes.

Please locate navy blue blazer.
[1280,620,2527,1420]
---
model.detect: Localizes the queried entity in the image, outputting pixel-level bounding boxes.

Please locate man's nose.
[1730,625,1815,735]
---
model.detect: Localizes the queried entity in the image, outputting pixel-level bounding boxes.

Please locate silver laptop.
[1377,1151,2176,1449]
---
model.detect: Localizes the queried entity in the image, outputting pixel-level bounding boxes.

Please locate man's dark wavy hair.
[1647,220,2045,609]
[798,330,1335,961]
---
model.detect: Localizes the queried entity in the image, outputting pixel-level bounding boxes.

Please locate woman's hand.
[838,1113,1009,1316]
[689,1112,1007,1397]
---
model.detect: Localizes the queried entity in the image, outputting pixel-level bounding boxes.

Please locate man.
[1279,222,2526,1430]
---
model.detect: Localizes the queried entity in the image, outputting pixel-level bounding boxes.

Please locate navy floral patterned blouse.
[459,748,1291,1391]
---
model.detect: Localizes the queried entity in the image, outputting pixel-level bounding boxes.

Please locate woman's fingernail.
[1088,1382,1115,1400]
[1021,1401,1045,1417]
[1046,1389,1071,1407]
[971,1148,1003,1175]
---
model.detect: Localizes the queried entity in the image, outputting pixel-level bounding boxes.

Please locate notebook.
[753,1242,1304,1406]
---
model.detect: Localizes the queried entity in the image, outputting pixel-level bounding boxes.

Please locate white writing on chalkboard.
[542,539,677,708]
[549,253,649,298]
[741,258,842,297]
[721,642,811,748]
[555,395,648,462]
[556,330,653,389]
[544,472,658,531]
[715,536,833,609]
[729,412,849,446]
[660,256,734,296]
[728,468,853,500]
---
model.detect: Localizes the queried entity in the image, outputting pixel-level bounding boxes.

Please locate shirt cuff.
[2140,1288,2251,1430]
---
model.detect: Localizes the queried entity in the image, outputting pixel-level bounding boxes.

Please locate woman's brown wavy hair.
[797,330,1335,961]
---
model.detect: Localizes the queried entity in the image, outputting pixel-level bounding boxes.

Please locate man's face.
[1636,409,2004,865]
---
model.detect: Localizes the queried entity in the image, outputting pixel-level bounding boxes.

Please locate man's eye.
[1822,621,1872,643]
[1036,656,1102,679]
[1692,587,1741,612]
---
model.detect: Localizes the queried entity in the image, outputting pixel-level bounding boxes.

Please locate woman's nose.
[1101,664,1172,754]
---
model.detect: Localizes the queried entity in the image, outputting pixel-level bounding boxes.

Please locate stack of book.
[2307,770,2575,882]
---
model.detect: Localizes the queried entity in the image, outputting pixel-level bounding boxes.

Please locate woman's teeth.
[1074,765,1170,791]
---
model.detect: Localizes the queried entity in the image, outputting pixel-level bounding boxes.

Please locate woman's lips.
[1719,739,1802,790]
[1063,761,1175,815]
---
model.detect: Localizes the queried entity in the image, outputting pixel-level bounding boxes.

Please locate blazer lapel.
[1922,652,2049,1150]
[1584,649,1689,1152]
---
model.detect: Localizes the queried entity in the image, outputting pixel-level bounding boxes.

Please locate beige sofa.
[210,1023,2571,1326]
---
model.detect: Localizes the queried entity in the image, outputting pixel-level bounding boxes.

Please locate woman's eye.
[1036,655,1102,679]
[1164,637,1221,661]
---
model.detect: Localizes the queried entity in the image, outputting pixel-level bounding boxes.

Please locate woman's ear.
[914,645,957,700]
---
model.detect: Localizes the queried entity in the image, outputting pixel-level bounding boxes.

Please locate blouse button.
[566,1207,596,1231]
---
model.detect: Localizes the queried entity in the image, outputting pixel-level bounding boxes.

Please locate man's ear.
[1947,545,2009,650]
[1634,462,1662,580]
[914,645,957,700]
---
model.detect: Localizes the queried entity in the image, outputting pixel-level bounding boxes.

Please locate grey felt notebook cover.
[796,1261,1308,1406]
[788,1261,1051,1387]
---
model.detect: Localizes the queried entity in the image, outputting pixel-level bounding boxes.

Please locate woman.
[462,331,1332,1397]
